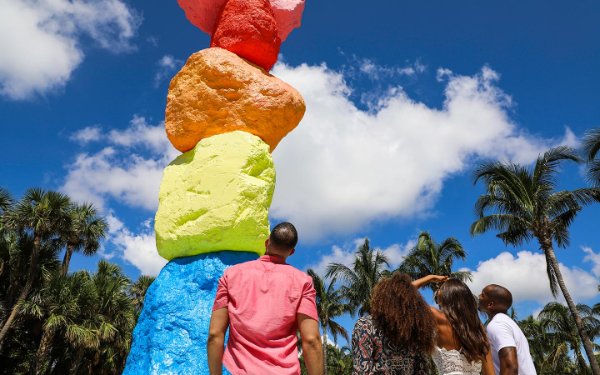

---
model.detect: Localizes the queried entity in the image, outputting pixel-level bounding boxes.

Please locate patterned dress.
[351,315,430,375]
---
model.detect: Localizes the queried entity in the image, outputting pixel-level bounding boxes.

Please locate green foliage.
[519,302,600,374]
[0,187,154,374]
[397,231,471,291]
[583,128,600,186]
[326,239,389,316]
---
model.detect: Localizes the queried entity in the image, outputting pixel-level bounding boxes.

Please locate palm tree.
[326,345,352,375]
[519,314,579,374]
[583,128,600,185]
[0,189,71,349]
[307,269,349,375]
[20,271,97,374]
[539,302,600,373]
[0,188,13,287]
[86,260,135,374]
[326,239,389,316]
[397,231,471,291]
[0,188,12,214]
[130,275,155,320]
[60,202,108,276]
[471,146,600,374]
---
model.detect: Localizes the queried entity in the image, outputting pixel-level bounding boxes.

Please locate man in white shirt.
[478,284,537,375]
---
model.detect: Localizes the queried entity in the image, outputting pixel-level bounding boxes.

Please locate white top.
[486,313,537,375]
[432,346,482,375]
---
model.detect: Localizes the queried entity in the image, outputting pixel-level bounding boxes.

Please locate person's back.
[486,313,536,375]
[351,273,435,375]
[430,313,483,375]
[207,222,323,375]
[413,276,495,375]
[215,256,316,373]
[352,315,429,375]
[479,284,536,375]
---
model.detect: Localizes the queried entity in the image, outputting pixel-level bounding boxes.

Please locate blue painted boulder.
[124,251,257,374]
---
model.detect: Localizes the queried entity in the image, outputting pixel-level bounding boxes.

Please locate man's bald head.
[479,284,513,315]
[265,222,298,257]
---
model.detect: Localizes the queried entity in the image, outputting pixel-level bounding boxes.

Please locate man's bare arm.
[498,347,518,375]
[207,308,229,375]
[298,313,323,375]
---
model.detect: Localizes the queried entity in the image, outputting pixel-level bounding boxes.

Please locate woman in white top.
[413,275,495,375]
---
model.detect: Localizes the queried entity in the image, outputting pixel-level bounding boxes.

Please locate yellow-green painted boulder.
[155,131,275,260]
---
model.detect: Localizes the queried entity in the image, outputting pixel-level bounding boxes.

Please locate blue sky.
[1,0,599,337]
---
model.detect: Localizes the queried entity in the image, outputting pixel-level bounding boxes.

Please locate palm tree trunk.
[322,325,328,375]
[0,235,41,349]
[35,329,55,374]
[545,245,600,375]
[70,348,85,374]
[61,244,74,277]
[575,346,590,375]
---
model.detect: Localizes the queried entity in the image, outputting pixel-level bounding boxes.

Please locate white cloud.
[154,55,183,86]
[270,63,577,240]
[583,246,600,278]
[305,238,414,276]
[465,250,599,304]
[103,213,166,276]
[0,0,140,100]
[61,116,177,211]
[356,58,426,80]
[63,63,578,246]
[70,125,102,144]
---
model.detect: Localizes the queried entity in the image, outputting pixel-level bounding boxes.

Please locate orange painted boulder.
[211,0,281,71]
[165,47,305,153]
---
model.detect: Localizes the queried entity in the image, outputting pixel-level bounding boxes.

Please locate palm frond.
[583,128,600,161]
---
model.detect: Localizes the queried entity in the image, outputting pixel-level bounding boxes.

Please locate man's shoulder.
[487,313,517,333]
[287,265,313,280]
[223,258,261,274]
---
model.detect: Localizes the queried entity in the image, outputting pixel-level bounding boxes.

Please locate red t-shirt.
[212,255,319,375]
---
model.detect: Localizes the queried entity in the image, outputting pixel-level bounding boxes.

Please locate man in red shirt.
[207,222,323,375]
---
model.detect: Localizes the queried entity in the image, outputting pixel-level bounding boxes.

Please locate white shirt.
[486,313,537,375]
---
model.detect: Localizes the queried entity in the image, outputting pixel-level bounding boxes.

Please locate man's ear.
[265,239,269,249]
[289,248,295,256]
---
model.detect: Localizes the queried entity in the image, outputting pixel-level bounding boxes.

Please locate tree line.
[0,129,599,374]
[0,189,154,374]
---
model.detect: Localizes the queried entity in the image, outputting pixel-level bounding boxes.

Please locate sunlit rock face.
[177,0,305,41]
[211,0,281,71]
[165,47,305,153]
[155,131,274,261]
[123,251,256,374]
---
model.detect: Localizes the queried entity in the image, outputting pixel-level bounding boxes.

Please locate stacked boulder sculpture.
[124,0,306,373]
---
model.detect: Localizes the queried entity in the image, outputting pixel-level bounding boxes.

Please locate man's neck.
[265,251,287,261]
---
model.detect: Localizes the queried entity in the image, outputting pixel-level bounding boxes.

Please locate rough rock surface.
[177,0,304,41]
[166,47,305,153]
[211,0,281,71]
[155,131,275,260]
[123,251,256,374]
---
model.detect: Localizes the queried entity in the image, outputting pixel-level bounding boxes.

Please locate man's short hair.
[487,284,513,310]
[269,222,298,250]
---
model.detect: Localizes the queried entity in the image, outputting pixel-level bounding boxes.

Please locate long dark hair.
[436,279,489,362]
[371,273,435,353]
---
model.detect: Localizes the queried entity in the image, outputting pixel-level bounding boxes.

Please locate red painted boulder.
[211,0,280,71]
[177,0,304,42]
